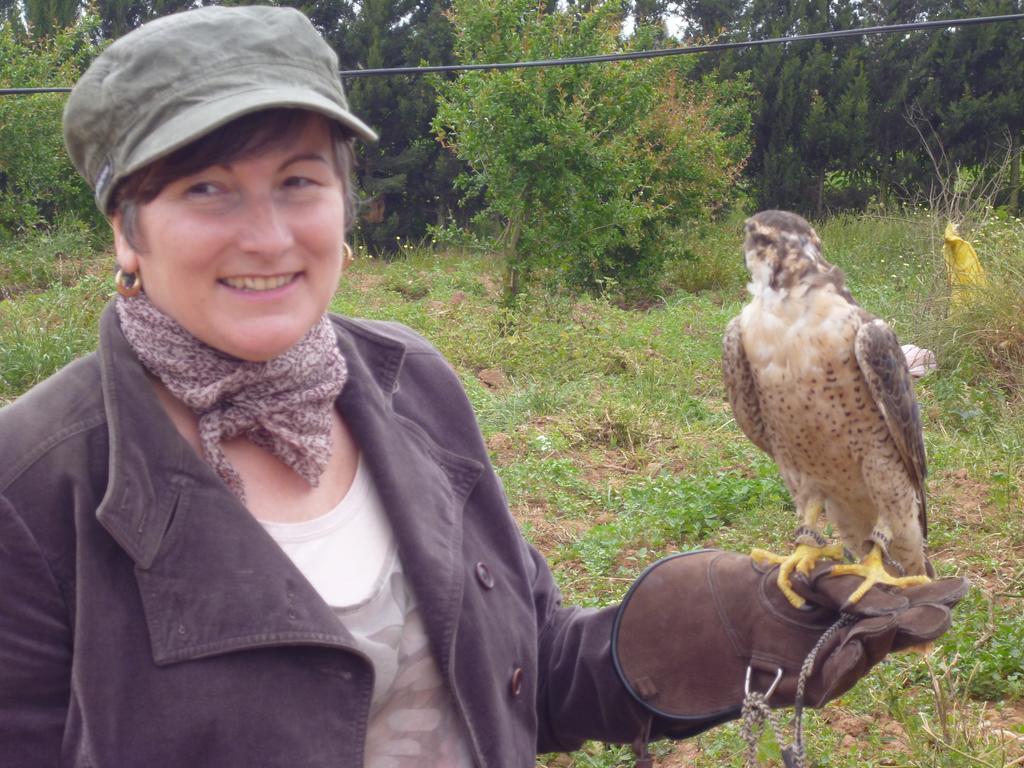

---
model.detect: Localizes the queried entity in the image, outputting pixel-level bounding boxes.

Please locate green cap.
[63,5,377,214]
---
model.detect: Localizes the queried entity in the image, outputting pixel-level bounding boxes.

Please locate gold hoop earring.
[341,242,354,269]
[115,268,143,298]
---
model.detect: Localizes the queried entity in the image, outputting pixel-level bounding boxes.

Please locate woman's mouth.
[220,273,298,291]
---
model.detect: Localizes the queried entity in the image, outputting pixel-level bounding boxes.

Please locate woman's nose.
[235,194,295,254]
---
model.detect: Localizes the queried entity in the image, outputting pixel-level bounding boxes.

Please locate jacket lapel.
[333,317,483,671]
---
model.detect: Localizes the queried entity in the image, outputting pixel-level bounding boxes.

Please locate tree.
[677,0,747,38]
[326,0,470,253]
[924,0,1024,212]
[854,0,937,206]
[678,0,1023,213]
[434,0,751,297]
[23,0,79,37]
[95,0,148,39]
[1,0,26,34]
[684,0,885,214]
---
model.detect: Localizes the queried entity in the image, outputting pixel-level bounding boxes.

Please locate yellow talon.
[830,544,931,605]
[752,543,846,608]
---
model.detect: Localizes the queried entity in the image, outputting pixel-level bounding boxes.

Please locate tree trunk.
[816,169,825,218]
[1010,129,1021,215]
[879,161,891,210]
[503,217,523,304]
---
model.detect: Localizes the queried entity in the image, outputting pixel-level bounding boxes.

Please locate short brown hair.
[112,109,357,251]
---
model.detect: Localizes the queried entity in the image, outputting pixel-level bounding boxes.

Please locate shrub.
[432,0,751,299]
[0,17,104,240]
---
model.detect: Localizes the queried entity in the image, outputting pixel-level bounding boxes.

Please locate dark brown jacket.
[0,304,655,767]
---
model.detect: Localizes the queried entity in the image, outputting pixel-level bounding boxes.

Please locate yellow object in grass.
[943,222,985,307]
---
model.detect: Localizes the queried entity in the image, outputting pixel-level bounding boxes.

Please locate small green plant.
[570,466,789,577]
[663,209,750,294]
[942,590,1024,701]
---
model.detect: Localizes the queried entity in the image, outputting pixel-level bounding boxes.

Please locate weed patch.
[0,219,103,300]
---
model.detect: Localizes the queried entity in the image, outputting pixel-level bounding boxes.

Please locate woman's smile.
[220,273,301,292]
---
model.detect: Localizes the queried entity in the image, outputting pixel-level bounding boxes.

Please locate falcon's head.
[743,210,846,296]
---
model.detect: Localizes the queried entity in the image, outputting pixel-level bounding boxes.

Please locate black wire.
[0,87,71,94]
[339,13,1024,78]
[1,12,1022,94]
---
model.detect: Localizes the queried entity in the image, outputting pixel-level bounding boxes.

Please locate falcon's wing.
[723,316,773,458]
[854,317,928,536]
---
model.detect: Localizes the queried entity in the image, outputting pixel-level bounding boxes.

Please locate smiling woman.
[0,5,968,768]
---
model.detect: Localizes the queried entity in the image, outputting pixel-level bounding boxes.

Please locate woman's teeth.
[222,274,295,291]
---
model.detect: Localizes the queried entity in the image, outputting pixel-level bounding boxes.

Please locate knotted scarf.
[115,293,347,503]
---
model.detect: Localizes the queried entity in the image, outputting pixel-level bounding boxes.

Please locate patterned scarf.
[115,293,347,503]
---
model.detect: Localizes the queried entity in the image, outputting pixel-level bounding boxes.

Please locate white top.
[260,457,395,608]
[260,458,474,767]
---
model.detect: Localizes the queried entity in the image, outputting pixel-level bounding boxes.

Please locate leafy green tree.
[677,0,747,38]
[325,0,468,253]
[0,15,103,238]
[1,0,26,34]
[95,0,147,39]
[689,0,882,213]
[434,0,751,297]
[851,0,938,206]
[749,1,844,212]
[681,0,1024,212]
[924,0,1023,212]
[23,0,79,37]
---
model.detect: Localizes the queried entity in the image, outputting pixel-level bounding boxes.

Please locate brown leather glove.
[612,549,969,736]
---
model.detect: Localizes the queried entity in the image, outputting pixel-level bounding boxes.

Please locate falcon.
[723,210,932,607]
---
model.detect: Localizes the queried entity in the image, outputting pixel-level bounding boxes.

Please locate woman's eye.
[185,181,222,196]
[283,175,316,189]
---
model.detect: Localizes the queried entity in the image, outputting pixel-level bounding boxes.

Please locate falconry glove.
[612,549,968,737]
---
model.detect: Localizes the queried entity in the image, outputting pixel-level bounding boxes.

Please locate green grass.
[0,218,104,300]
[2,213,1022,767]
[0,273,109,404]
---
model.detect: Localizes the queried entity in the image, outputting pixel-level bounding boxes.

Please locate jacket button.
[510,666,524,697]
[475,561,495,590]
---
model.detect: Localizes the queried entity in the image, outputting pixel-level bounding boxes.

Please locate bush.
[0,17,104,240]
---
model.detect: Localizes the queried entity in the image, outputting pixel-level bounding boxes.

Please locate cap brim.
[111,86,377,207]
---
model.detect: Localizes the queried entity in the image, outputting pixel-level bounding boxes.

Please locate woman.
[0,6,964,767]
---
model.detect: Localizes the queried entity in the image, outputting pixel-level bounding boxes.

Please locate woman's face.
[112,116,347,362]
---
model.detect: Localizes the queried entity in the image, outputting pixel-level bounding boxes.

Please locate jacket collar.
[94,303,482,663]
[96,303,197,569]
